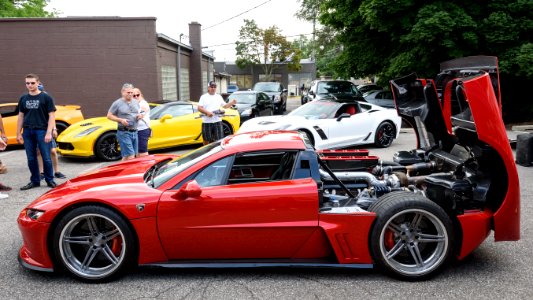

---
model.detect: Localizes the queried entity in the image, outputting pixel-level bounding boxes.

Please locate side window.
[228,151,297,184]
[167,104,194,118]
[194,156,232,187]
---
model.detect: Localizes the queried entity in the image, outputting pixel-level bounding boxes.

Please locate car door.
[319,104,374,148]
[157,151,320,260]
[148,103,202,149]
[258,92,273,116]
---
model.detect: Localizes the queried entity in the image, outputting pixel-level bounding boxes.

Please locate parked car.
[227,91,274,124]
[252,82,287,114]
[363,90,395,108]
[56,101,240,161]
[0,102,84,145]
[17,58,520,282]
[356,83,382,94]
[227,84,239,94]
[302,80,364,104]
[238,99,402,148]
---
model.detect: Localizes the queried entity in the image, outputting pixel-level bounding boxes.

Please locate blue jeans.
[116,130,138,157]
[22,129,53,184]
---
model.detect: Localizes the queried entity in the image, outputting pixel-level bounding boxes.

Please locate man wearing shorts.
[198,81,236,145]
[107,83,141,161]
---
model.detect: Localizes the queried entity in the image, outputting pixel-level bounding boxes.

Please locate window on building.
[259,74,282,82]
[161,66,177,100]
[180,67,190,101]
[232,75,253,90]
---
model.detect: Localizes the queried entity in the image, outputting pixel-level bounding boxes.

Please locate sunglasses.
[25,82,37,85]
[133,94,141,97]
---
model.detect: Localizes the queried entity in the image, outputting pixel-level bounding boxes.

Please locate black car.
[228,91,274,123]
[252,82,288,114]
[302,80,364,104]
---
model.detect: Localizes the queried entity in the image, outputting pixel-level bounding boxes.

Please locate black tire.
[222,122,233,137]
[94,132,121,161]
[51,206,136,282]
[368,192,454,280]
[55,122,69,136]
[374,121,396,148]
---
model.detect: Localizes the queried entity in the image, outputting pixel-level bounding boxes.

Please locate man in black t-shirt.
[16,73,57,190]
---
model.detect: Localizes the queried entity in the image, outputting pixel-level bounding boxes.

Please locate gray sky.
[47,0,314,61]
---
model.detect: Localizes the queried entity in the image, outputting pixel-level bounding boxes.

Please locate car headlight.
[75,126,102,137]
[26,209,45,220]
[241,109,252,116]
[273,95,281,102]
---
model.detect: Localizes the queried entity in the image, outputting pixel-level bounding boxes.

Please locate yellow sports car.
[0,102,84,145]
[56,101,240,161]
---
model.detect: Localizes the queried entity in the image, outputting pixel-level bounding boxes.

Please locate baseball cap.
[208,81,217,87]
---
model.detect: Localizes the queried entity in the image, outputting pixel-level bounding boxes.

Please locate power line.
[204,32,316,48]
[202,0,273,31]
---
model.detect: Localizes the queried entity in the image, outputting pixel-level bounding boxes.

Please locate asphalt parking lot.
[1,97,533,299]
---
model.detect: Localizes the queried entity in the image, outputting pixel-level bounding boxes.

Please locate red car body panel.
[456,210,493,260]
[319,213,375,263]
[461,74,520,241]
[18,211,54,270]
[157,178,320,259]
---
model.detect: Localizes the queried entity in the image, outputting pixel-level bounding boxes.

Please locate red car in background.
[17,57,519,282]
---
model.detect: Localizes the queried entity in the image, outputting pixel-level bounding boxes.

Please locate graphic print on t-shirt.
[26,100,40,109]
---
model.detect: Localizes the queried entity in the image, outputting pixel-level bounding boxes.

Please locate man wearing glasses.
[16,73,57,190]
[198,81,237,145]
[107,83,141,161]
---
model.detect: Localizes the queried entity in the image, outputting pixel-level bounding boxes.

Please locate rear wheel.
[368,192,454,280]
[52,206,136,282]
[374,121,395,148]
[94,132,121,161]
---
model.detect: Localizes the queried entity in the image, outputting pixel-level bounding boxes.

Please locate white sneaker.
[0,193,8,199]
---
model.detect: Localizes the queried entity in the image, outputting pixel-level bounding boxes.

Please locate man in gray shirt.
[107,83,141,161]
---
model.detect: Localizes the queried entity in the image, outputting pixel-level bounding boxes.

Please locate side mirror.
[172,180,202,200]
[160,114,172,122]
[336,113,351,121]
[283,89,288,93]
[308,90,315,96]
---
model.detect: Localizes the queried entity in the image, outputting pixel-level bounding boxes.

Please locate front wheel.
[374,121,395,148]
[222,122,233,137]
[51,206,136,282]
[368,192,454,280]
[94,132,121,161]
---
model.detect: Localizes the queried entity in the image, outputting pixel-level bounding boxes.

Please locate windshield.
[152,141,223,188]
[229,93,256,104]
[289,101,341,119]
[254,82,279,92]
[317,81,357,95]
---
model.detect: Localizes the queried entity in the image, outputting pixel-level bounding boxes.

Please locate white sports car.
[238,100,402,149]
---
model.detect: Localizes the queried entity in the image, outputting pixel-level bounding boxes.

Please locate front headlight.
[26,209,45,220]
[274,95,281,102]
[75,126,102,137]
[241,109,252,116]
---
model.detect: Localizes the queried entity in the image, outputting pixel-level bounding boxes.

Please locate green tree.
[316,0,532,121]
[0,0,55,17]
[317,0,532,82]
[235,19,302,81]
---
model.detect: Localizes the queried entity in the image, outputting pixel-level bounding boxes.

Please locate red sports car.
[18,56,519,282]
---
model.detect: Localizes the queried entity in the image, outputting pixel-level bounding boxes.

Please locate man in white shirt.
[198,81,237,145]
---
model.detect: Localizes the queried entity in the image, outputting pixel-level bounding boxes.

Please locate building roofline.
[0,16,157,22]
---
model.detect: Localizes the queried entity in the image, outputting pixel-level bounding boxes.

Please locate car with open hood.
[18,56,519,282]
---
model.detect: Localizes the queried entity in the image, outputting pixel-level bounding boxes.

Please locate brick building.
[0,17,215,117]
